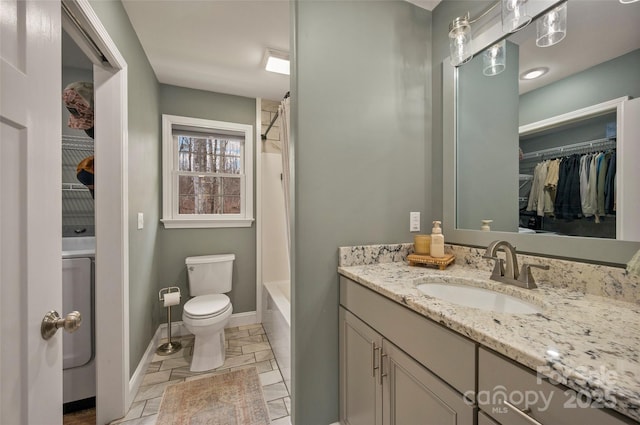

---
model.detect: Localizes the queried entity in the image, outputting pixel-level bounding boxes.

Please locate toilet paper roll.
[163,292,181,307]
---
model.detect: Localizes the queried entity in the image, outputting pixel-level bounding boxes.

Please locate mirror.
[443,0,640,264]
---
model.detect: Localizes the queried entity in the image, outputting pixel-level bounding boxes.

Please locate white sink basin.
[417,283,542,315]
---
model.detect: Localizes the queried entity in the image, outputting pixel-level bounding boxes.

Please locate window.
[162,115,254,228]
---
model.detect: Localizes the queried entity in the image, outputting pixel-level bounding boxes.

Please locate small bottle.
[430,221,445,258]
[481,219,493,231]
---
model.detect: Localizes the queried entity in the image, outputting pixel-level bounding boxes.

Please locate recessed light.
[520,67,549,80]
[263,49,290,75]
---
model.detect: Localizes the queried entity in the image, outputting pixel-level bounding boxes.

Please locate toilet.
[183,254,235,372]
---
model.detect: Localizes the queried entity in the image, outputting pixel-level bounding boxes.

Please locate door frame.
[62,0,130,422]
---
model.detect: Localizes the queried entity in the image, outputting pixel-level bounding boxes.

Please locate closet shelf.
[521,137,615,160]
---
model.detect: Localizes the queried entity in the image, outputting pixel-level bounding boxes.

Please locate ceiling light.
[520,67,549,80]
[536,2,568,47]
[619,0,639,3]
[264,49,290,75]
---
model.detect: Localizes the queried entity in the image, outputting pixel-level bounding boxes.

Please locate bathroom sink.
[416,283,542,314]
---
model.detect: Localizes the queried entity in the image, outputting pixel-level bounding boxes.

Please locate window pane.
[178,175,241,215]
[177,135,241,174]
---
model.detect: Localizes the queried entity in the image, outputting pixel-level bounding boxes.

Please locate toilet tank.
[186,254,235,296]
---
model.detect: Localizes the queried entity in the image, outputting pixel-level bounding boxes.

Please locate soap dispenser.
[430,221,445,258]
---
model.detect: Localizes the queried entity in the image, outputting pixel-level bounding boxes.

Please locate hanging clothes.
[554,154,582,219]
[605,152,616,214]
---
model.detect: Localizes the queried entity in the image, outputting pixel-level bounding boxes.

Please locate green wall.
[89,0,162,376]
[158,84,257,321]
[292,1,432,423]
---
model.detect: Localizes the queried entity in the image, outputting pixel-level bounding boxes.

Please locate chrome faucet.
[482,240,549,289]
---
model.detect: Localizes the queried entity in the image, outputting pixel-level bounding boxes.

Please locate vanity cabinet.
[339,275,638,425]
[340,307,474,425]
[478,348,636,425]
[339,277,476,425]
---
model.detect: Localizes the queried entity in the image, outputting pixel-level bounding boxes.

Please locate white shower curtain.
[278,97,291,258]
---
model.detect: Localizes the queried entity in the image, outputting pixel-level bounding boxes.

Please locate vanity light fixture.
[536,2,568,47]
[520,67,549,80]
[483,40,506,76]
[502,0,532,33]
[263,49,290,75]
[449,0,531,67]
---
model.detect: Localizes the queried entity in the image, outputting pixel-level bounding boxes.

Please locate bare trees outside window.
[177,135,242,215]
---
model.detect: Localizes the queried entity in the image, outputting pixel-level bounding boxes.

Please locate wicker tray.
[407,253,455,270]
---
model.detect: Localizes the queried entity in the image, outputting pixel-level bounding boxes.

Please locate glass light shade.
[483,41,506,76]
[536,2,567,47]
[449,16,472,66]
[502,0,532,33]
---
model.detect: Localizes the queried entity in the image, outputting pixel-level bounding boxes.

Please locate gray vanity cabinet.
[340,307,474,425]
[339,307,383,425]
[339,277,476,425]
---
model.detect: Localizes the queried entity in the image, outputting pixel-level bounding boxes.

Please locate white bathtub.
[262,280,290,394]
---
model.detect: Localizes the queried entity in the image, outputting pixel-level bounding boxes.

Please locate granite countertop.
[338,261,640,422]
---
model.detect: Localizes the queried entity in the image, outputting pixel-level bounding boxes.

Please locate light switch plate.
[410,212,420,232]
[137,212,144,230]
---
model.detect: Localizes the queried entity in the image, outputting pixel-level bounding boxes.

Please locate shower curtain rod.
[261,92,290,141]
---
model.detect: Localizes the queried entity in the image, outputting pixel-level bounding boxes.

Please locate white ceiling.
[72,1,635,101]
[511,0,640,94]
[122,0,291,101]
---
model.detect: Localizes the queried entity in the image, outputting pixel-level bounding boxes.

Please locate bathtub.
[262,280,291,394]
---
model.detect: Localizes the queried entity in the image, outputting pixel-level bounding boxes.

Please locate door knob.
[41,310,82,340]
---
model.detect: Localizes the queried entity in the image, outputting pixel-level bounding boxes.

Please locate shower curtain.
[279,96,291,257]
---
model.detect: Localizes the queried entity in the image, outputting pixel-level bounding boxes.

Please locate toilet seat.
[183,294,231,320]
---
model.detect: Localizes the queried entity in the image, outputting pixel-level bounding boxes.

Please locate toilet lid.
[184,294,230,318]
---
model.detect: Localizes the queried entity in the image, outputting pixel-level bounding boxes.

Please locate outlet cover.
[410,212,420,232]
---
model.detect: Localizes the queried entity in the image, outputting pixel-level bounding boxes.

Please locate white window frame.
[161,114,254,228]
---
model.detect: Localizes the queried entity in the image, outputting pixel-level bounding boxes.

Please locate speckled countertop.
[338,252,640,422]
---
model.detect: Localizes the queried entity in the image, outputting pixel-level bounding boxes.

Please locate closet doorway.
[61,0,130,423]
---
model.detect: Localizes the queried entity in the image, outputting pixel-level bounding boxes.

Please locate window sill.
[161,218,255,229]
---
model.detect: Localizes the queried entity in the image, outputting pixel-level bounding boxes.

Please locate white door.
[1,0,64,423]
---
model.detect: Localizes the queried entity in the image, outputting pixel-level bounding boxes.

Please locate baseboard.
[128,324,164,407]
[228,311,258,327]
[128,311,259,403]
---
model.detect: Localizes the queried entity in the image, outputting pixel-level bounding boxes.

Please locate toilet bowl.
[183,254,235,372]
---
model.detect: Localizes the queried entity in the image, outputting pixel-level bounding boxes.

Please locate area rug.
[156,367,270,425]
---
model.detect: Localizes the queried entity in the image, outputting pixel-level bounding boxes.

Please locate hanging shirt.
[605,152,616,214]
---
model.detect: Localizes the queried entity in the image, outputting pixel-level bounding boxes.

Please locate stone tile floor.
[110,323,291,425]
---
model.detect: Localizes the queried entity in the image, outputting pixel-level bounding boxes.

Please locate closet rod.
[521,137,615,160]
[261,91,290,141]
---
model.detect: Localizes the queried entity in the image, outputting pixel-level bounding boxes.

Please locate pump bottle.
[430,221,445,258]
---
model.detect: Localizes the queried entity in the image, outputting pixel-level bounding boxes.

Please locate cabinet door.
[382,340,475,425]
[340,307,383,425]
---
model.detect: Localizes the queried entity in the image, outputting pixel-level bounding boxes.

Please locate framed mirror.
[443,0,640,264]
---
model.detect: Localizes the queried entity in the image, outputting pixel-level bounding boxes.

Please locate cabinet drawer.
[479,348,635,425]
[340,276,476,397]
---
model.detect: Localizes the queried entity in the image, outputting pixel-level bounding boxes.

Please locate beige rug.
[156,367,270,425]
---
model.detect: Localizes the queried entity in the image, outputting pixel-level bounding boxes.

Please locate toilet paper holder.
[157,286,182,356]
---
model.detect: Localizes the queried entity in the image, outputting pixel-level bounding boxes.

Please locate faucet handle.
[484,256,505,278]
[517,263,550,289]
